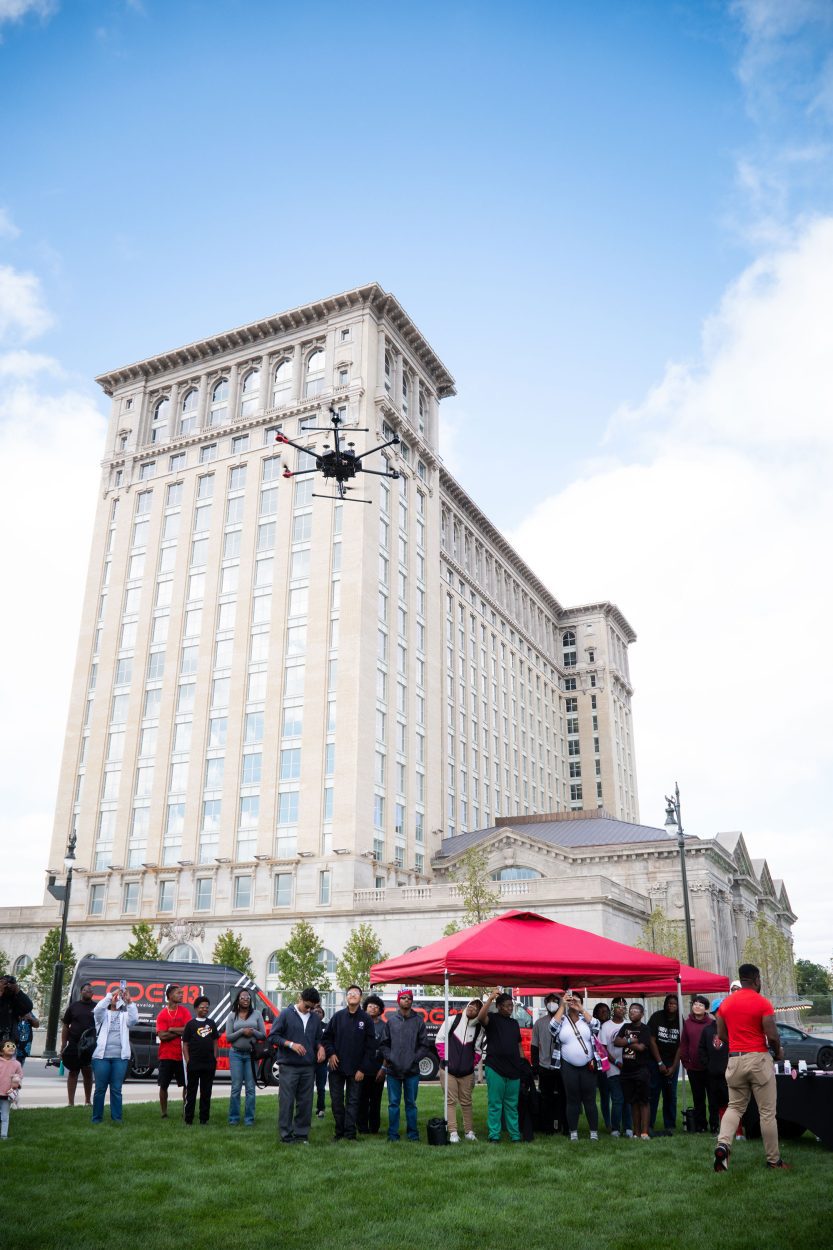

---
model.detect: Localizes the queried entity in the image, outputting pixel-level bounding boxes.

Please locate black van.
[68,958,279,1080]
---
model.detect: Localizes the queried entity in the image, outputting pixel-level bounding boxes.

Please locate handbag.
[593,1039,610,1073]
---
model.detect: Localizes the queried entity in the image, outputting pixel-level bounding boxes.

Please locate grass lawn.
[5,1085,832,1249]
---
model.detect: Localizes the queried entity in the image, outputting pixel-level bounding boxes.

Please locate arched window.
[489,866,542,881]
[384,351,392,393]
[418,390,426,432]
[266,951,280,988]
[240,369,260,419]
[13,954,32,975]
[180,388,198,435]
[209,379,229,427]
[166,943,200,963]
[304,350,325,397]
[321,947,338,1015]
[273,358,293,405]
[402,372,409,416]
[151,397,170,444]
[562,629,577,669]
[562,631,576,648]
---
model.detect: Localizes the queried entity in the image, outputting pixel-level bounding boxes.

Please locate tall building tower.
[46,285,638,959]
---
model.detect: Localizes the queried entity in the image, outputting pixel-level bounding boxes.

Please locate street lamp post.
[42,833,77,1061]
[664,783,695,968]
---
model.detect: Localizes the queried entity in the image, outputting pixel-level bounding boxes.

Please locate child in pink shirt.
[0,1039,23,1139]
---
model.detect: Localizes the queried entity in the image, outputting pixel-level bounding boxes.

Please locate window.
[233,875,252,909]
[151,397,170,444]
[240,369,260,418]
[319,870,331,905]
[280,748,301,780]
[273,358,293,404]
[305,349,325,397]
[200,443,217,463]
[169,452,185,473]
[158,880,175,913]
[122,882,140,914]
[180,388,199,435]
[232,433,249,454]
[88,883,105,916]
[490,866,542,881]
[194,878,213,911]
[274,873,292,907]
[570,783,583,801]
[139,462,156,480]
[210,379,229,426]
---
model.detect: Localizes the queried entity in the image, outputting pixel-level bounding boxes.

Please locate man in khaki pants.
[713,963,788,1171]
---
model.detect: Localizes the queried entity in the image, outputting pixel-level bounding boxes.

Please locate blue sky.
[1,0,832,964]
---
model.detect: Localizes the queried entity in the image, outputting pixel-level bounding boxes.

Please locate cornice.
[560,601,637,645]
[96,284,457,400]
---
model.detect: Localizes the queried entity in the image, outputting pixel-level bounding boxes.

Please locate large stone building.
[0,286,793,998]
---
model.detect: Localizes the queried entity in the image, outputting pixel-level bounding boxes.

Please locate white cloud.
[0,264,106,913]
[510,218,833,963]
[0,0,56,25]
[0,207,19,238]
[0,263,53,341]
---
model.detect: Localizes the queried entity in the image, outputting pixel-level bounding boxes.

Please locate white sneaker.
[589,1131,599,1141]
[570,1131,579,1142]
[610,1130,620,1138]
[625,1129,634,1138]
[449,1131,460,1143]
[465,1131,477,1141]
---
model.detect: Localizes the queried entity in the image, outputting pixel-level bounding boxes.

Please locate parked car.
[68,958,279,1080]
[777,1022,833,1070]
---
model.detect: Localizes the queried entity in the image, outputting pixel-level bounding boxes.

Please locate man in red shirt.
[713,962,787,1171]
[156,984,191,1119]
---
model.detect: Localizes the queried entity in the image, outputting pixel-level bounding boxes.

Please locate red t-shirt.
[156,1006,191,1060]
[717,988,774,1053]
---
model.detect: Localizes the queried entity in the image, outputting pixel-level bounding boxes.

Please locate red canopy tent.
[369,909,680,987]
[520,964,730,1000]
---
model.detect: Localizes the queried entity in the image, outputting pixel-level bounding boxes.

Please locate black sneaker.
[714,1144,730,1172]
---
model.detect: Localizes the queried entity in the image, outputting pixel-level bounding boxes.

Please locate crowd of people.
[1,963,793,1169]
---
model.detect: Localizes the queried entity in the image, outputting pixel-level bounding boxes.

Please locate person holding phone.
[476,991,526,1143]
[550,991,601,1141]
[91,985,138,1125]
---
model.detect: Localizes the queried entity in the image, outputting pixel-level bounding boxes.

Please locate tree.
[742,916,795,999]
[335,923,387,992]
[638,905,688,964]
[120,922,163,960]
[0,948,8,977]
[795,958,831,996]
[30,927,76,1016]
[274,921,331,997]
[212,929,254,977]
[452,847,499,928]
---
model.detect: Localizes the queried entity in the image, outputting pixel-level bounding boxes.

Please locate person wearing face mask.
[531,993,563,1135]
[599,998,633,1138]
[436,999,484,1142]
[675,995,712,1132]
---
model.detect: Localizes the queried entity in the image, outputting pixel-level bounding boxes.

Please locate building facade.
[0,286,792,994]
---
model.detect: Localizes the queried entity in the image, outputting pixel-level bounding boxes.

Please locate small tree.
[335,923,387,992]
[0,948,8,977]
[638,905,688,964]
[212,929,254,977]
[795,958,831,996]
[453,847,499,928]
[120,922,163,960]
[30,927,77,1016]
[743,916,795,1000]
[275,920,331,998]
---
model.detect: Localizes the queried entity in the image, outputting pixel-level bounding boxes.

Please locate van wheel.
[128,1059,155,1080]
[260,1055,280,1087]
[419,1054,439,1080]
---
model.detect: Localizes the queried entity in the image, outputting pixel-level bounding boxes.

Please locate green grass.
[5,1086,832,1249]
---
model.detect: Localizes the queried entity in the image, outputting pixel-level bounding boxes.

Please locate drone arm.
[355,436,401,461]
[275,433,320,460]
[358,467,401,478]
[282,467,320,479]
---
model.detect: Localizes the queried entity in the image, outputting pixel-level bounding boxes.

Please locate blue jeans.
[92,1057,129,1123]
[608,1076,633,1133]
[386,1073,420,1140]
[649,1059,679,1131]
[229,1050,256,1125]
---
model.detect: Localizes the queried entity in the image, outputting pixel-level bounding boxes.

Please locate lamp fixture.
[333,848,349,855]
[214,857,231,864]
[254,854,270,861]
[297,851,314,858]
[141,862,157,869]
[178,859,194,867]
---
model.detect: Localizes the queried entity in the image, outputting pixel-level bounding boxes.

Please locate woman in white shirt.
[550,991,600,1141]
[91,987,139,1125]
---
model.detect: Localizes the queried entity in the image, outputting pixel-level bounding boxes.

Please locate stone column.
[227,362,240,424]
[196,373,209,431]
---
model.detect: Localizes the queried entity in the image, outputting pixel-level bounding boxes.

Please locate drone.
[276,406,401,502]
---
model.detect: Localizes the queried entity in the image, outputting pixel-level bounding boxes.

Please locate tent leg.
[677,976,687,1120]
[443,971,449,1133]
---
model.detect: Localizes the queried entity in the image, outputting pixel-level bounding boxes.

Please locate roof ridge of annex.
[95,282,456,399]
